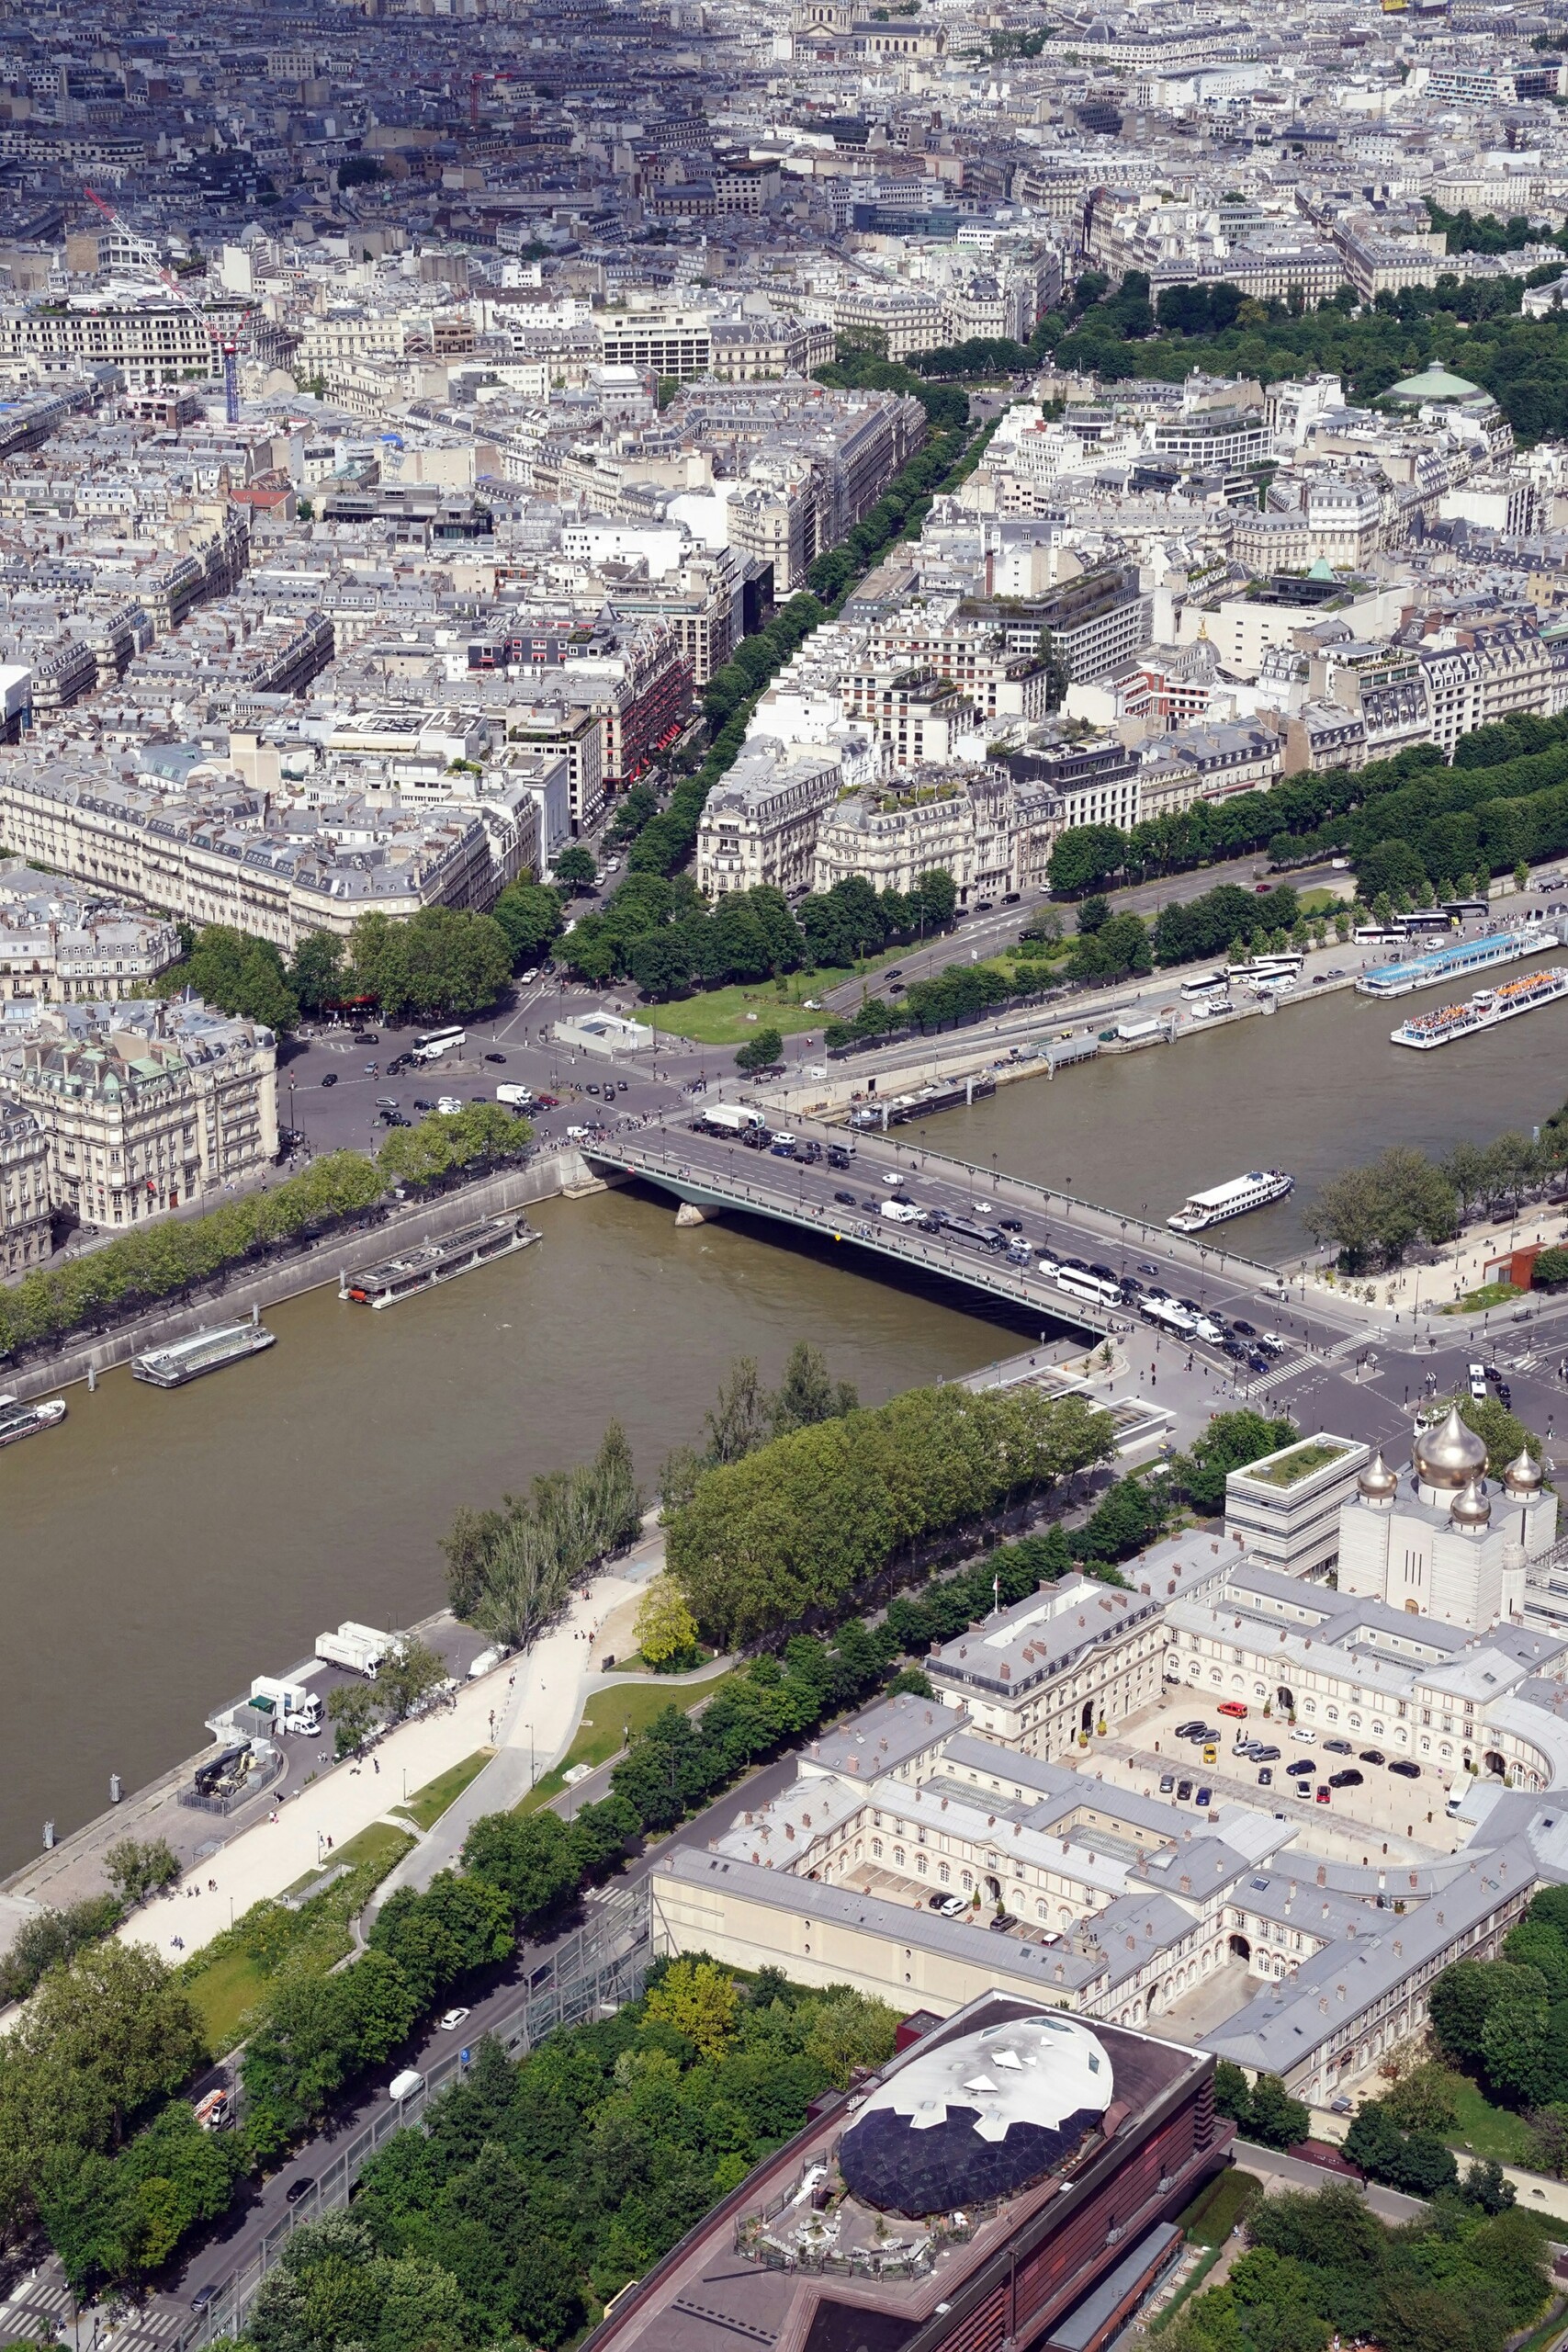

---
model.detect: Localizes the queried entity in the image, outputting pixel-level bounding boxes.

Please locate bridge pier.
[675,1201,725,1227]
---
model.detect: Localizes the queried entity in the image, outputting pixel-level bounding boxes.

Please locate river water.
[929,980,1568,1265]
[7,974,1568,1875]
[0,1189,1009,1873]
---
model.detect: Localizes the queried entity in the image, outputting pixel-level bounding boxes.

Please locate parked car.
[1252,1745,1280,1762]
[1390,1758,1421,1779]
[1158,1774,1175,1793]
[1328,1770,1363,1789]
[1258,1768,1273,1787]
[1195,1786,1213,1807]
[1286,1758,1314,1778]
[484,1052,506,1065]
[1323,1738,1352,1755]
[1232,1319,1257,1337]
[1218,1701,1248,1719]
[1290,1727,1317,1744]
[1174,1719,1206,1737]
[1177,1780,1192,1801]
[939,1894,967,1919]
[1359,1748,1385,1766]
[1315,1786,1331,1804]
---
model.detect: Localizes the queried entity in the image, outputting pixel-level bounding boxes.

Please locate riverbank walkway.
[114,1551,659,1969]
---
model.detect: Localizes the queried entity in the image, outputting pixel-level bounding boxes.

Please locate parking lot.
[1093,1684,1468,1863]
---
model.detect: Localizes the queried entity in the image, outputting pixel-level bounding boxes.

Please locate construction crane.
[84,185,248,424]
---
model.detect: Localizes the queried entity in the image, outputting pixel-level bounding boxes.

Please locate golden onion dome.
[1450,1475,1493,1530]
[1504,1447,1543,1497]
[1359,1450,1399,1500]
[1413,1403,1487,1492]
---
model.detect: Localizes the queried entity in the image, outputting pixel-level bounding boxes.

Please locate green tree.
[491,880,564,967]
[288,931,347,1014]
[704,1357,773,1465]
[635,1574,701,1670]
[17,1942,207,2150]
[642,1958,739,2057]
[376,1636,448,1724]
[326,1682,380,1757]
[1172,1410,1297,1512]
[102,1838,180,1907]
[769,1340,858,1437]
[734,1025,783,1074]
[554,846,598,892]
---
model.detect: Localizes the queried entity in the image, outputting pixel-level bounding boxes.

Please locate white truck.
[879,1199,922,1224]
[316,1623,397,1679]
[496,1083,534,1111]
[700,1103,763,1136]
[249,1676,321,1736]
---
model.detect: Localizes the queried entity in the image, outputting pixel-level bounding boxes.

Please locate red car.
[1315,1786,1330,1804]
[535,1092,560,1107]
[1218,1701,1248,1720]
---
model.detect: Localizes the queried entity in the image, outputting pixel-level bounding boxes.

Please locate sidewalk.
[118,1539,665,1965]
[1308,1204,1568,1325]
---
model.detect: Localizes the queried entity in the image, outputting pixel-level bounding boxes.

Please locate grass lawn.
[185,1821,415,2057]
[521,1664,739,1813]
[394,1748,495,1833]
[1442,1281,1524,1317]
[630,941,931,1046]
[1445,2073,1538,2165]
[186,1944,287,2056]
[1177,2167,1262,2245]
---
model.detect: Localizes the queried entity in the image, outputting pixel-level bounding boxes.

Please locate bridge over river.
[586,1116,1372,1356]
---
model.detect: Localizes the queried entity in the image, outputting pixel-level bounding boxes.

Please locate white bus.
[1144,1297,1198,1337]
[413,1026,466,1063]
[1055,1268,1122,1310]
[1224,952,1303,984]
[1353,927,1404,948]
[1180,971,1229,1001]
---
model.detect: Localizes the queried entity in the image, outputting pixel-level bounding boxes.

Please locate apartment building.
[0,869,182,1003]
[695,738,842,896]
[811,763,1060,901]
[0,300,223,389]
[0,997,277,1231]
[0,1097,51,1274]
[0,763,506,952]
[503,698,608,831]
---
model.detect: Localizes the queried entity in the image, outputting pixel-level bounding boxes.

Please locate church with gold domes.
[1337,1404,1556,1631]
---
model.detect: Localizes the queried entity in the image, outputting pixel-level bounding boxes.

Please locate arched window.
[939,1861,951,1884]
[872,1839,883,1859]
[1037,1900,1048,1920]
[961,1870,973,1891]
[916,1852,928,1874]
[894,1847,906,1867]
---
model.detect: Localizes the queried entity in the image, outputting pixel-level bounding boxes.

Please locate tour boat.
[1168,1170,1293,1233]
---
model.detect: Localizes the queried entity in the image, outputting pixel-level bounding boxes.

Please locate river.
[7,974,1568,1875]
[0,1187,1009,1874]
[928,979,1568,1264]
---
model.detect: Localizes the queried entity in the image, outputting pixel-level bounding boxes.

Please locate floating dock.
[1356,927,1559,1000]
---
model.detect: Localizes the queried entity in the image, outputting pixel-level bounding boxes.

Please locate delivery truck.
[316,1623,397,1678]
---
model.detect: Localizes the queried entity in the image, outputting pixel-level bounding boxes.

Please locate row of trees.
[159,907,517,1035]
[1043,708,1568,908]
[666,1383,1116,1646]
[0,1102,531,1362]
[625,406,977,884]
[441,1423,643,1652]
[1163,2179,1549,2352]
[249,1966,899,2352]
[1306,1114,1568,1271]
[554,870,957,1000]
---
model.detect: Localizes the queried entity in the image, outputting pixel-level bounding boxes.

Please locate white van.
[879,1199,922,1225]
[389,2068,424,2103]
[1290,1726,1316,1745]
[1446,1784,1468,1816]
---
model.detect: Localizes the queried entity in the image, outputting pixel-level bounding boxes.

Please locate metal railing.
[174,1885,652,2352]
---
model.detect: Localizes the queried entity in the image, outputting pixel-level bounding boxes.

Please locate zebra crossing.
[0,2271,189,2352]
